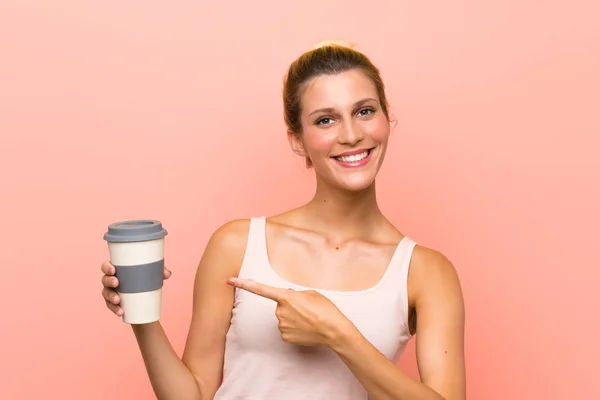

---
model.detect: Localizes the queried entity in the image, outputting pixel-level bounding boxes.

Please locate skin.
[101,68,466,400]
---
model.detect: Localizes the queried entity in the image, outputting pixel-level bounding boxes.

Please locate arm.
[132,219,249,400]
[329,248,466,400]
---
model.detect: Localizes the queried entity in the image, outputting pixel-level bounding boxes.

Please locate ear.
[387,107,399,134]
[286,130,306,157]
[389,118,399,133]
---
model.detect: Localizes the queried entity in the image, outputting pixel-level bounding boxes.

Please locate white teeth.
[335,150,369,163]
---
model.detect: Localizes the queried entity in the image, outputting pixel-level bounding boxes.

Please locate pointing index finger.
[227,278,287,302]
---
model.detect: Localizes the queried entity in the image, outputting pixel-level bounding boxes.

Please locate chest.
[266,236,399,292]
[228,284,410,361]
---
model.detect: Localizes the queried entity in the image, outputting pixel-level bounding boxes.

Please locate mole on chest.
[269,245,391,291]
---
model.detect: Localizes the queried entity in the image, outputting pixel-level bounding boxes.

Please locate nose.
[338,120,364,145]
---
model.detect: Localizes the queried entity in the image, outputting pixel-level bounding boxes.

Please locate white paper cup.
[103,220,168,324]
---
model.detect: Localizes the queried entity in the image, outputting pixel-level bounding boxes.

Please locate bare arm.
[181,219,249,398]
[132,323,201,400]
[130,219,249,400]
[330,248,466,400]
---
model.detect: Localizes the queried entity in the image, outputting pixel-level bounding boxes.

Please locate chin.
[314,154,383,192]
[334,175,377,192]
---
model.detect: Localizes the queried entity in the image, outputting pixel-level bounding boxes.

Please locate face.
[288,69,390,192]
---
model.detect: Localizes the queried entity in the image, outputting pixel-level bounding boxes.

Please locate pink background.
[1,1,599,399]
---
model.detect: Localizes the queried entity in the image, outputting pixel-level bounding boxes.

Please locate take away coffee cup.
[103,220,168,324]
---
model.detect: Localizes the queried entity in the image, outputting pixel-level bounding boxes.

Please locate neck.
[303,179,384,242]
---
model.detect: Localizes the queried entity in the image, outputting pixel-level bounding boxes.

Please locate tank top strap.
[238,216,269,279]
[371,236,416,336]
[379,236,417,296]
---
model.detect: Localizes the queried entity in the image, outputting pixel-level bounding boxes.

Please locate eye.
[357,108,375,117]
[316,117,334,125]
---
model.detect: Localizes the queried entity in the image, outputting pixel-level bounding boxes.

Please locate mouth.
[332,148,374,168]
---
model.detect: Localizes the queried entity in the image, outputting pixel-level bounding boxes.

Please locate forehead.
[300,69,378,112]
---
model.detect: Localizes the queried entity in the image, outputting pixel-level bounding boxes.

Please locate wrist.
[324,318,360,353]
[131,321,161,336]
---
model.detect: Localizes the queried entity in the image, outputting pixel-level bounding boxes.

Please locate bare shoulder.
[408,244,464,308]
[199,218,251,276]
[207,218,251,252]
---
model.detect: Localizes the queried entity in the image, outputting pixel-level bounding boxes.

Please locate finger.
[102,275,119,288]
[101,261,115,275]
[227,278,287,302]
[163,267,172,279]
[102,287,120,304]
[105,300,123,316]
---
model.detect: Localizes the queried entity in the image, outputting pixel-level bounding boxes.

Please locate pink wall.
[1,1,599,399]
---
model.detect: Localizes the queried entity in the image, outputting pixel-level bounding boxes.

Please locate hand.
[100,261,172,317]
[226,277,353,347]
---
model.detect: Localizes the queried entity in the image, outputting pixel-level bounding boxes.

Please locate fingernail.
[227,278,239,285]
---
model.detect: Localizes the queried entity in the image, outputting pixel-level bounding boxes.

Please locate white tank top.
[214,216,415,399]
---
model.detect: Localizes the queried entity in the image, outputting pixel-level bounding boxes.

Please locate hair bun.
[312,39,357,50]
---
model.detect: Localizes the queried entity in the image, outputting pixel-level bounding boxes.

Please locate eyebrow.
[308,98,379,116]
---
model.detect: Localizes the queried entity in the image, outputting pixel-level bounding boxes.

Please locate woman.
[101,41,466,400]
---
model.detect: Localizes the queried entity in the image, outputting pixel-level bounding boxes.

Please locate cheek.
[301,129,337,156]
[365,117,391,142]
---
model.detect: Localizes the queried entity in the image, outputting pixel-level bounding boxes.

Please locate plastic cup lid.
[103,220,168,243]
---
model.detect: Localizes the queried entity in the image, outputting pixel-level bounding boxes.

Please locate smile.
[332,148,373,168]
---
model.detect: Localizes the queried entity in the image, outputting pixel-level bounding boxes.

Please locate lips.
[331,148,374,168]
[333,149,371,163]
[333,147,372,158]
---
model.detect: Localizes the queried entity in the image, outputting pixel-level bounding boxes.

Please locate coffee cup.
[103,220,168,324]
